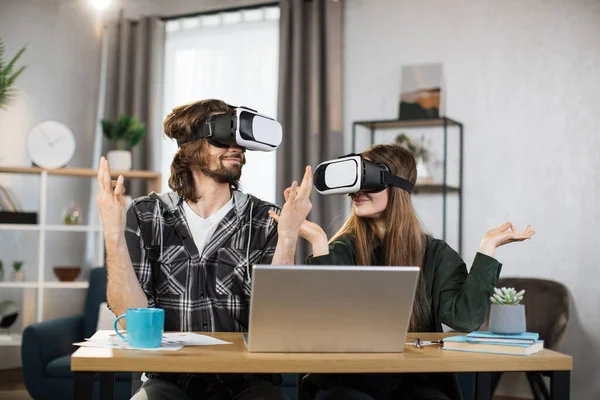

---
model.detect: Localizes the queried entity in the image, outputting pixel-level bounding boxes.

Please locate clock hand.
[40,128,53,147]
[49,136,63,146]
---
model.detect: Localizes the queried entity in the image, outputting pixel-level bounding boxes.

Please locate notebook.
[443,335,544,356]
[466,331,539,345]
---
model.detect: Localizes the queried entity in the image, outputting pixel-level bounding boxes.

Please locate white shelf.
[0,334,22,347]
[0,282,38,288]
[0,224,102,232]
[46,225,102,232]
[42,281,89,289]
[0,224,40,231]
[0,281,89,289]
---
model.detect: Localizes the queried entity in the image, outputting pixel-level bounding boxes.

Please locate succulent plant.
[490,287,525,306]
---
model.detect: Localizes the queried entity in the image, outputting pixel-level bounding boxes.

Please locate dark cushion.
[46,355,131,382]
[83,267,108,339]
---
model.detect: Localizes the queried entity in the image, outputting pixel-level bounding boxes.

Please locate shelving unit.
[0,166,161,346]
[352,117,463,255]
[0,334,22,347]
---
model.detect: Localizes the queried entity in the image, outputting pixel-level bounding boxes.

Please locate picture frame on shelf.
[398,63,445,120]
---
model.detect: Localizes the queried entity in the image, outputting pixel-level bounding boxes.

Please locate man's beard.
[200,155,244,184]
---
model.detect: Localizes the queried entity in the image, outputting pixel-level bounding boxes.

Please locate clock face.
[27,121,76,169]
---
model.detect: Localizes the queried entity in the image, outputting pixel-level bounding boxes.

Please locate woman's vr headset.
[314,154,414,195]
[177,106,282,151]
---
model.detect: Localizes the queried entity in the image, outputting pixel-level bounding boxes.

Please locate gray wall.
[344,0,600,398]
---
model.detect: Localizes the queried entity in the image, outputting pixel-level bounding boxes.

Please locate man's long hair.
[164,99,238,201]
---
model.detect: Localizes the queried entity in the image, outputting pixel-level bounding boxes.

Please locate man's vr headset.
[177,105,282,151]
[314,154,414,195]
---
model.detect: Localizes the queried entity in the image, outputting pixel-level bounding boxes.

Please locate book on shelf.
[466,331,539,345]
[0,185,21,212]
[0,211,38,224]
[443,335,544,356]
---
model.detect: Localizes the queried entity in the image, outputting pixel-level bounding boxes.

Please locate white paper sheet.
[73,330,231,351]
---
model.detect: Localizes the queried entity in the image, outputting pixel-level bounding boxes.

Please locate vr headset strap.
[382,172,414,194]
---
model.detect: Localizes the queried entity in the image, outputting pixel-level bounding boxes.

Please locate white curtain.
[162,6,280,203]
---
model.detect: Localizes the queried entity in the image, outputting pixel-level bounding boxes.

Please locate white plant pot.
[107,150,132,171]
[489,304,526,334]
[12,271,24,282]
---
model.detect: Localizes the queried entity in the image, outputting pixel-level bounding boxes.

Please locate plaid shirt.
[124,190,282,392]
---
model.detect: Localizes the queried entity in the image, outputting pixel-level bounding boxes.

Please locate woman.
[270,144,534,400]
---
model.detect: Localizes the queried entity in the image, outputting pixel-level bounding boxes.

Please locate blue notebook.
[466,331,539,345]
[444,335,544,356]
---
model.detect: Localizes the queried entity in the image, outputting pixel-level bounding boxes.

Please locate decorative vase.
[107,150,132,171]
[12,270,24,282]
[489,304,526,334]
[416,156,434,184]
[62,202,83,225]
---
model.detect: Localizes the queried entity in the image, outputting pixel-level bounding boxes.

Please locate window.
[161,6,280,203]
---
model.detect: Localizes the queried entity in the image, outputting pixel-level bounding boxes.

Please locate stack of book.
[0,185,21,212]
[443,331,544,356]
[0,185,37,224]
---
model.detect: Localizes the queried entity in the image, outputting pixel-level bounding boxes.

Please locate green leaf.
[493,294,505,304]
[2,46,26,77]
[0,40,26,109]
[0,39,5,64]
[101,120,114,139]
[101,114,146,149]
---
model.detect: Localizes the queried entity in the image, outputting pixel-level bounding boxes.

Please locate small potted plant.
[101,114,146,171]
[395,133,433,183]
[12,261,24,282]
[489,287,526,334]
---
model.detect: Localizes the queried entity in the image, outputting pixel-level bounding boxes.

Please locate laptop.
[243,265,420,353]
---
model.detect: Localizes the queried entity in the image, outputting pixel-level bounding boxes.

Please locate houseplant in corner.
[101,114,146,171]
[0,39,27,110]
[489,287,526,334]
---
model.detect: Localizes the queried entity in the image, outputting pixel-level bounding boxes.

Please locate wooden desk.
[71,333,572,400]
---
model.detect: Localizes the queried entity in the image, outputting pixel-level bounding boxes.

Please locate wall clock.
[26,120,76,169]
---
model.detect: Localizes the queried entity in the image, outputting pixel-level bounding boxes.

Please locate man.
[96,99,313,399]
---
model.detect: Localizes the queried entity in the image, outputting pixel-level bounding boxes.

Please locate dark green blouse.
[307,235,502,333]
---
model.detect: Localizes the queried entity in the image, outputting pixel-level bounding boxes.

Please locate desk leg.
[475,372,492,400]
[100,372,115,400]
[74,372,94,400]
[550,371,570,400]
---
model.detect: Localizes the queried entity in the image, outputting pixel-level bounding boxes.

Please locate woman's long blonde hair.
[331,144,431,331]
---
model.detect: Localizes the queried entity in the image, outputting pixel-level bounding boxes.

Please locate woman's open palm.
[482,222,534,249]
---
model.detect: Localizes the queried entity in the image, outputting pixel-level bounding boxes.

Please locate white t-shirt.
[183,197,234,256]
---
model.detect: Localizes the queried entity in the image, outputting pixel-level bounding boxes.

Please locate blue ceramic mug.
[113,308,164,349]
